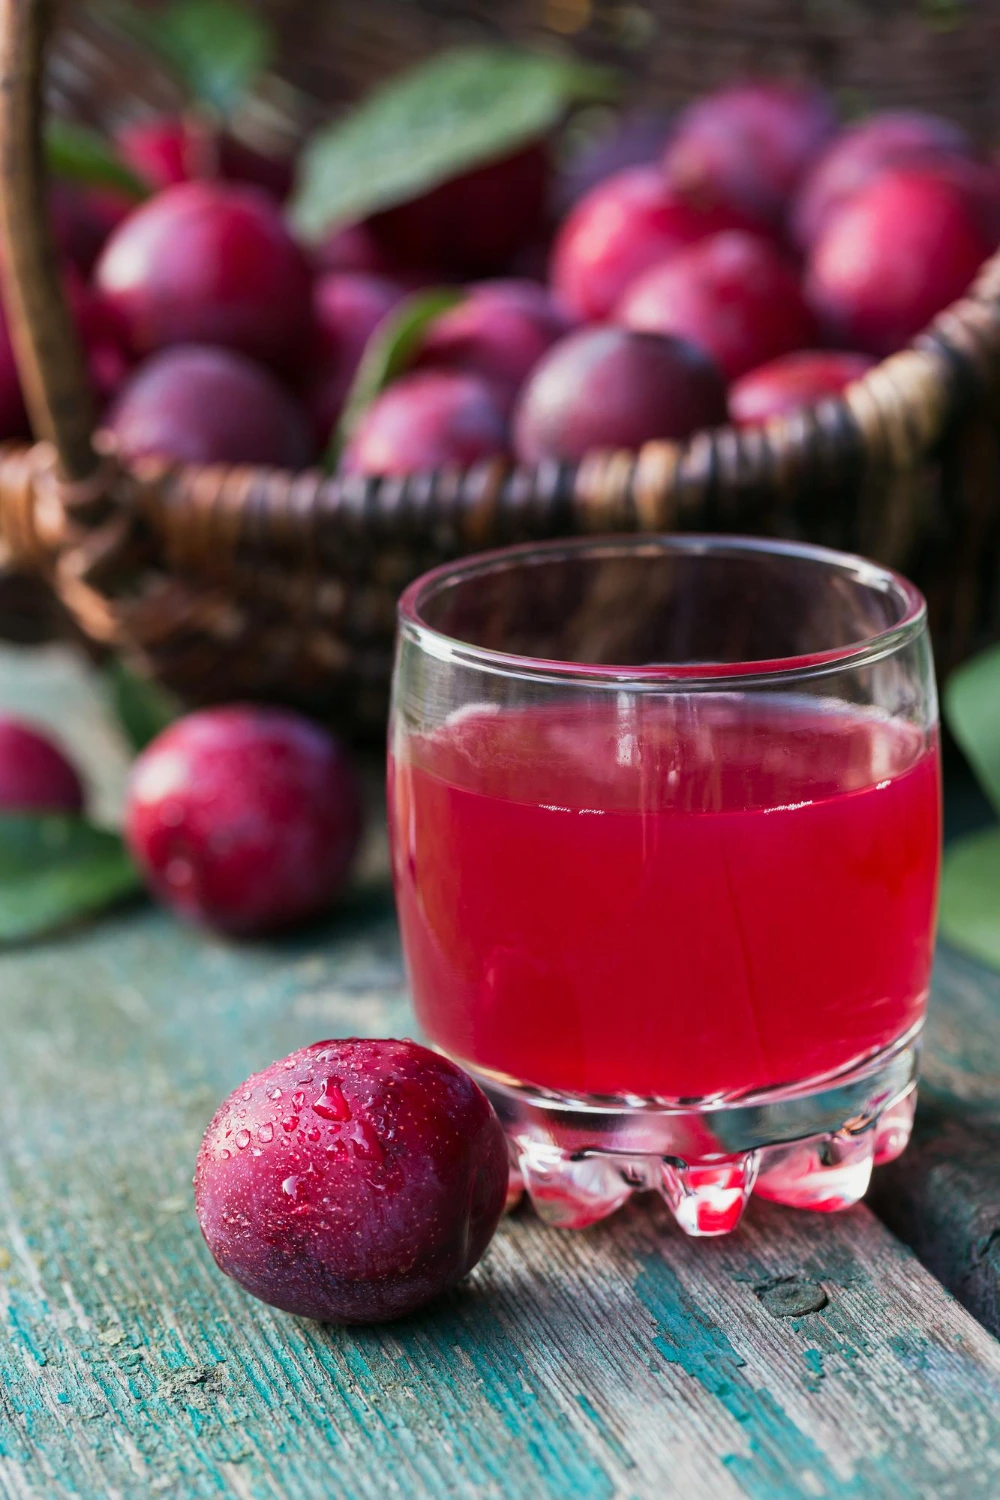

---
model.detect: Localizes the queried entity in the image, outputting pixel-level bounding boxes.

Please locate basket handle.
[0,0,98,483]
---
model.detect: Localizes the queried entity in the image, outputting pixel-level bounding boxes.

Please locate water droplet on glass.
[235,1129,251,1149]
[258,1122,274,1144]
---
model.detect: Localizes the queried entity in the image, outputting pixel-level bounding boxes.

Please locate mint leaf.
[328,287,465,467]
[46,119,148,199]
[0,815,142,945]
[293,46,617,240]
[945,643,1000,814]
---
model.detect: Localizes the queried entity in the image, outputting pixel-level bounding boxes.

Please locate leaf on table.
[327,287,465,468]
[0,815,142,946]
[944,642,1000,813]
[292,45,618,240]
[106,659,181,753]
[45,119,149,200]
[939,827,1000,971]
[113,0,272,116]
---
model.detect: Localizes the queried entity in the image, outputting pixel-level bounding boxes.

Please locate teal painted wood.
[4,645,1000,1498]
[5,905,1000,1500]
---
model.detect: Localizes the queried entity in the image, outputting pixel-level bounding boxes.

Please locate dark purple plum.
[194,1037,509,1323]
[106,345,312,467]
[513,325,726,463]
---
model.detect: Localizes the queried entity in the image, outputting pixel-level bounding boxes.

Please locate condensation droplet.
[258,1122,274,1144]
[235,1129,251,1149]
[291,1092,305,1110]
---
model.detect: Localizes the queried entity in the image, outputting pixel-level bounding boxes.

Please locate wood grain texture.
[4,645,1000,1499]
[870,942,1000,1335]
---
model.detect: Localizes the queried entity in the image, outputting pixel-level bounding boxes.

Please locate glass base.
[465,1026,920,1237]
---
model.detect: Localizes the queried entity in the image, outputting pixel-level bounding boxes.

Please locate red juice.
[390,698,941,1101]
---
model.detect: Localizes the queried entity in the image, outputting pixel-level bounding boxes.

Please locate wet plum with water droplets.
[194,1038,510,1323]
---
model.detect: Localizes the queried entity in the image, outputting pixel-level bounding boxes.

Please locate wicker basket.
[2,0,1000,737]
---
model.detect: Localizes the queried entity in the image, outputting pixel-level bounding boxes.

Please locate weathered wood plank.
[4,645,1000,1498]
[4,904,1000,1499]
[870,943,1000,1334]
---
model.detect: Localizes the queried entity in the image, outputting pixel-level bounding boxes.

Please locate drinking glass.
[388,536,941,1236]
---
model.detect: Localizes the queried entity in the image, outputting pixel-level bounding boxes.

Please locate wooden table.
[2,647,1000,1500]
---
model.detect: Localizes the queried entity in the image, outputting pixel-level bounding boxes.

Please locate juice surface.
[390,697,941,1100]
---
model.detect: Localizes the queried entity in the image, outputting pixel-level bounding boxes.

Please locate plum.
[729,350,876,426]
[0,718,84,813]
[555,108,674,212]
[550,164,761,323]
[343,370,509,477]
[512,325,726,463]
[314,222,394,276]
[49,183,133,275]
[367,144,548,276]
[194,1037,509,1324]
[416,280,573,406]
[95,181,313,372]
[118,115,294,201]
[662,78,837,228]
[125,706,361,934]
[805,168,992,356]
[618,230,815,381]
[791,110,974,249]
[306,272,408,444]
[64,271,134,408]
[106,345,312,467]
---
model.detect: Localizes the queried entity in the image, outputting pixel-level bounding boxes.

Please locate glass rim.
[397,534,928,689]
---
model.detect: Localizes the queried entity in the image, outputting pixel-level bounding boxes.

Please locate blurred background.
[0,0,999,954]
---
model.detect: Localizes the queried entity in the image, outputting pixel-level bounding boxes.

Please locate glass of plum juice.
[389,537,940,1236]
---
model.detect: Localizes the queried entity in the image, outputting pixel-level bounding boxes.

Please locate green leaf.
[115,0,272,116]
[945,643,1000,813]
[328,287,465,468]
[939,826,1000,971]
[106,659,180,753]
[0,815,142,946]
[45,119,149,200]
[292,45,618,240]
